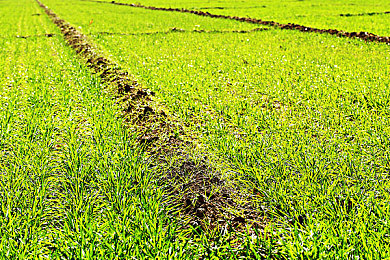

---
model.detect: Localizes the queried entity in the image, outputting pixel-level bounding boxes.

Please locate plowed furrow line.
[35,0,144,96]
[340,11,390,17]
[96,0,390,44]
[36,0,266,235]
[0,33,57,39]
[94,27,268,36]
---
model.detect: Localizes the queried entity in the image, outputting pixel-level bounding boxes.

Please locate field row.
[0,0,218,258]
[96,0,390,36]
[103,0,390,43]
[36,0,265,238]
[339,10,390,17]
[39,0,390,257]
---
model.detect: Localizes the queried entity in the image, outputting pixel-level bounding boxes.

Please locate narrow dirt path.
[93,27,268,36]
[0,33,56,39]
[339,11,390,17]
[36,0,266,236]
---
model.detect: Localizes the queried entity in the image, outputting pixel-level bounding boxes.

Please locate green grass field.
[0,1,194,258]
[97,0,390,36]
[2,0,390,258]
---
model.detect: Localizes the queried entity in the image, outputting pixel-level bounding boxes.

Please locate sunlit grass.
[95,0,390,35]
[0,0,202,258]
[37,0,390,257]
[3,0,390,258]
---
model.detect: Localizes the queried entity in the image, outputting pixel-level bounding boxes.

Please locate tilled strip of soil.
[340,11,390,17]
[36,0,266,235]
[0,33,56,39]
[95,0,390,44]
[95,27,268,36]
[35,1,147,98]
[197,5,267,10]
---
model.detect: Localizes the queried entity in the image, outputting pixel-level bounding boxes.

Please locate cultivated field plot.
[2,0,390,258]
[96,0,390,36]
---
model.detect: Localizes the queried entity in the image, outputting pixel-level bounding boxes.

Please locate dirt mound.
[164,159,265,233]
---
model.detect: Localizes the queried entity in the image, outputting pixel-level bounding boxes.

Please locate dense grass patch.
[39,0,390,257]
[0,0,191,258]
[96,0,390,36]
[2,0,390,258]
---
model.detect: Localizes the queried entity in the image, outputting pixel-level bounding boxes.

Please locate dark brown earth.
[9,33,56,39]
[197,5,267,10]
[162,158,265,234]
[36,0,266,235]
[95,27,268,36]
[100,0,390,44]
[340,11,390,17]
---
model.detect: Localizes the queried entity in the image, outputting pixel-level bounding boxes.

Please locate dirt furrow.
[340,11,390,17]
[36,0,266,235]
[94,27,268,36]
[98,0,390,44]
[7,33,56,39]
